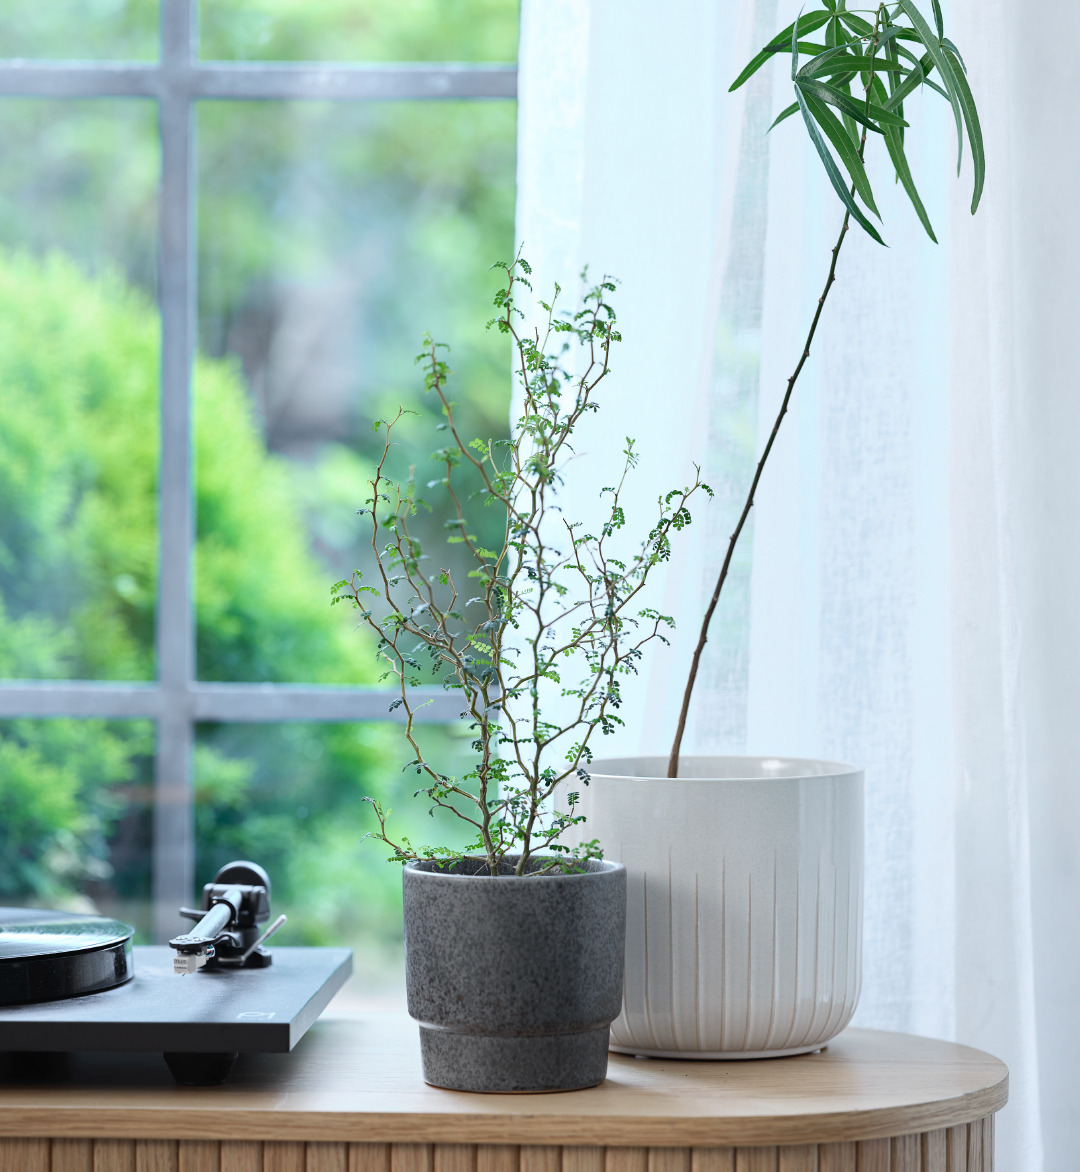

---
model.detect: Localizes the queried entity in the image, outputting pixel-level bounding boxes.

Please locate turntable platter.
[0,907,133,1006]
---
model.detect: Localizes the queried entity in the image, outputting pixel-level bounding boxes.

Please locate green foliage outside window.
[0,251,473,962]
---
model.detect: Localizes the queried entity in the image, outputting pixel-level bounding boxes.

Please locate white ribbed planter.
[579,756,863,1058]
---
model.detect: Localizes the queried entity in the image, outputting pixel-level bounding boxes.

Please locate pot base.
[418,1025,610,1093]
[610,1042,824,1060]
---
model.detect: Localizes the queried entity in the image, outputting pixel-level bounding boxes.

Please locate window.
[0,0,517,988]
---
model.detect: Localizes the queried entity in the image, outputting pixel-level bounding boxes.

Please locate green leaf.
[797,76,909,131]
[943,47,985,213]
[802,54,904,78]
[836,11,873,36]
[729,10,831,90]
[768,101,800,131]
[882,124,938,241]
[795,85,885,245]
[931,0,944,39]
[882,52,930,110]
[897,0,964,173]
[797,42,857,76]
[942,37,967,72]
[802,90,880,217]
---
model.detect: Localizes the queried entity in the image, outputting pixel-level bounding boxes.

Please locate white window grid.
[0,0,516,940]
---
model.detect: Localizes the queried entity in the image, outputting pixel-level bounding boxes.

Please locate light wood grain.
[734,1151,776,1172]
[605,1149,647,1172]
[53,1139,95,1172]
[392,1146,433,1172]
[264,1144,305,1172]
[96,1139,136,1172]
[564,1147,605,1172]
[0,1137,48,1172]
[308,1144,349,1172]
[220,1142,262,1172]
[946,1125,966,1172]
[776,1145,814,1172]
[817,1143,854,1172]
[855,1138,888,1172]
[0,1127,1000,1172]
[475,1146,517,1172]
[691,1151,734,1172]
[648,1150,689,1172]
[920,1128,945,1171]
[0,1018,1008,1148]
[889,1134,919,1172]
[520,1148,560,1172]
[967,1118,984,1171]
[179,1140,219,1172]
[351,1145,391,1172]
[432,1146,475,1172]
[136,1139,179,1172]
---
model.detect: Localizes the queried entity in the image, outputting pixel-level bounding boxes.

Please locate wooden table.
[0,1013,1008,1172]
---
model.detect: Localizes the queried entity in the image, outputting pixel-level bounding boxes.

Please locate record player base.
[0,1016,1008,1172]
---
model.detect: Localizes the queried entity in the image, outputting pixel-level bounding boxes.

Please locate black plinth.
[0,945,352,1085]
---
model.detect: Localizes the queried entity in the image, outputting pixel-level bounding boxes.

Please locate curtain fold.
[516,2,1077,1167]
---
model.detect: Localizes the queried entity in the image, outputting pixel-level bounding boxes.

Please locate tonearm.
[168,860,286,975]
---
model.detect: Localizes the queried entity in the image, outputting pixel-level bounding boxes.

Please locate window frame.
[0,0,517,940]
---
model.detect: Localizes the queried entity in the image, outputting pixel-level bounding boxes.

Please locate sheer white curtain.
[517,0,1079,1168]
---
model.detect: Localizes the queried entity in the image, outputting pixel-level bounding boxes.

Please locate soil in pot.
[403,855,626,1093]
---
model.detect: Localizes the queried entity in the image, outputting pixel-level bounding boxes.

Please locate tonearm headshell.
[169,860,287,974]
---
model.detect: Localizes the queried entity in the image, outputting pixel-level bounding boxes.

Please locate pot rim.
[585,754,861,783]
[403,856,626,882]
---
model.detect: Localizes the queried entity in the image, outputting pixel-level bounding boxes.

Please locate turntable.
[0,861,352,1085]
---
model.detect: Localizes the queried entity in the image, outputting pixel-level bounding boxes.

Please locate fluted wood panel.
[179,1140,219,1172]
[433,1146,475,1172]
[136,1139,179,1172]
[308,1144,348,1172]
[857,1138,890,1172]
[520,1148,560,1172]
[352,1146,392,1172]
[53,1139,95,1172]
[393,1146,433,1172]
[221,1143,263,1172]
[0,1123,1001,1172]
[96,1139,136,1172]
[691,1151,734,1172]
[475,1149,516,1172]
[734,1149,776,1172]
[564,1148,604,1172]
[605,1151,648,1172]
[819,1142,855,1172]
[0,1137,48,1172]
[263,1142,304,1172]
[648,1150,689,1172]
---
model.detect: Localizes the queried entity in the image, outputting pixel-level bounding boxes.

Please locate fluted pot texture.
[578,756,863,1058]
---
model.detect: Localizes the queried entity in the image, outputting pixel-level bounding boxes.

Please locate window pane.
[200,0,518,63]
[195,721,475,988]
[0,1,158,61]
[195,100,515,684]
[0,101,160,682]
[0,719,154,940]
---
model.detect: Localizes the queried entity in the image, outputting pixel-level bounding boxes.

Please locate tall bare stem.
[667,5,885,778]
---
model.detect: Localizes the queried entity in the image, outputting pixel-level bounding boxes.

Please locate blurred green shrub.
[0,252,471,957]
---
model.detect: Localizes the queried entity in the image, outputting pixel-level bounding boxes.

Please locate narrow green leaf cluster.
[333,254,708,876]
[731,0,984,243]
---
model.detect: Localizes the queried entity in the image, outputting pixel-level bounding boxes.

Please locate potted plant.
[333,260,707,1091]
[576,0,985,1058]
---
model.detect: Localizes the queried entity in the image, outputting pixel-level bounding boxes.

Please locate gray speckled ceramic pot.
[403,855,626,1093]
